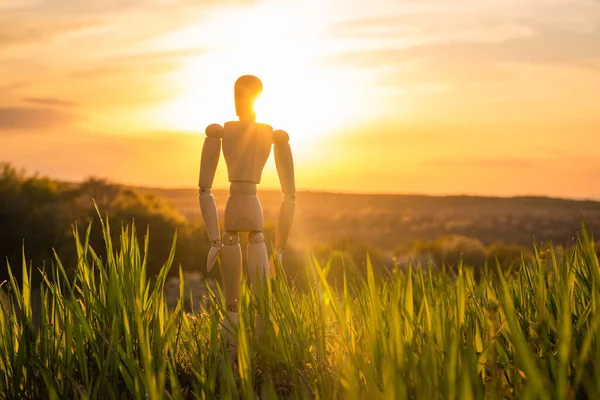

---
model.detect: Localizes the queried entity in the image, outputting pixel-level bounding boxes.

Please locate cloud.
[0,0,43,11]
[325,27,600,71]
[20,0,238,17]
[424,157,534,168]
[376,58,516,86]
[0,81,29,94]
[23,97,77,107]
[0,14,100,48]
[0,0,224,54]
[110,47,208,62]
[538,147,584,159]
[0,107,73,130]
[329,12,535,44]
[23,0,178,15]
[66,47,205,79]
[68,60,179,80]
[328,0,599,40]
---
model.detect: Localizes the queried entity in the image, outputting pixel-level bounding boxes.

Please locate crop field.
[1,216,599,399]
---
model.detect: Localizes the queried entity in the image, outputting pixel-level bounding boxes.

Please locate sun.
[250,69,361,150]
[155,1,373,153]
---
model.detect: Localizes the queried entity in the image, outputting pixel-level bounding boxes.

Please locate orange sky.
[1,0,599,199]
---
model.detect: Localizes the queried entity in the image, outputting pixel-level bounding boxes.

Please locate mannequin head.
[234,75,263,120]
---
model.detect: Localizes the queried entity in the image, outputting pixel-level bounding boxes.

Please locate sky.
[1,0,599,199]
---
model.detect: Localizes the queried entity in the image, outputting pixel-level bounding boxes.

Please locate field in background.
[4,161,600,289]
[141,187,600,250]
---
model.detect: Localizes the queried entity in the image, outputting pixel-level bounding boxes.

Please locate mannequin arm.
[273,129,296,261]
[199,123,223,271]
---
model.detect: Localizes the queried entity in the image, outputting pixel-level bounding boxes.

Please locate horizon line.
[14,171,598,203]
[133,184,600,203]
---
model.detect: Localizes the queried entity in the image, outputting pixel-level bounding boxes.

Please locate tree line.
[2,162,598,292]
[0,163,212,288]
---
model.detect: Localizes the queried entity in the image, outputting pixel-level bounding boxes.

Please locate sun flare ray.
[154,1,377,153]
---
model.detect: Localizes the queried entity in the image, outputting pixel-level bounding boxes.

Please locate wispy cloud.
[424,157,534,168]
[325,27,600,71]
[66,47,206,80]
[0,14,101,48]
[108,47,208,62]
[67,62,178,80]
[23,97,77,107]
[18,0,221,15]
[0,107,73,130]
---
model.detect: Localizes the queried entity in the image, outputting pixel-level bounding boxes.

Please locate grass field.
[1,215,600,399]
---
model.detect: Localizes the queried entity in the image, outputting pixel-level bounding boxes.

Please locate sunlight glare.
[156,0,375,153]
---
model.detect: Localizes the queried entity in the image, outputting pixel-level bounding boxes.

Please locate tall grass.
[1,214,599,399]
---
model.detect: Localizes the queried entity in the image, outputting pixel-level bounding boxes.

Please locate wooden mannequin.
[198,75,296,345]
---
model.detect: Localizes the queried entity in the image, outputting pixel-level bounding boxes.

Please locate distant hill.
[136,187,600,250]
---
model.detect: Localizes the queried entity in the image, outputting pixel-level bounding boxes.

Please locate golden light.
[155,0,376,155]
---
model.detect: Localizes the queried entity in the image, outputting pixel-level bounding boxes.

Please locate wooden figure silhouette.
[198,75,296,349]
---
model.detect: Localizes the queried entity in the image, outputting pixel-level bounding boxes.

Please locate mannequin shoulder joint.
[206,124,224,138]
[273,129,289,144]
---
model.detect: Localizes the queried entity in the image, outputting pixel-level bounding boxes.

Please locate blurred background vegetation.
[0,163,210,289]
[2,162,600,292]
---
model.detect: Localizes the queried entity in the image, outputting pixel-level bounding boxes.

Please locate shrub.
[0,164,210,287]
[411,234,487,272]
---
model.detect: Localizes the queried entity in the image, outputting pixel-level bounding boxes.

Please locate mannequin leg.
[247,231,269,337]
[221,232,243,309]
[220,232,242,359]
[247,232,269,291]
